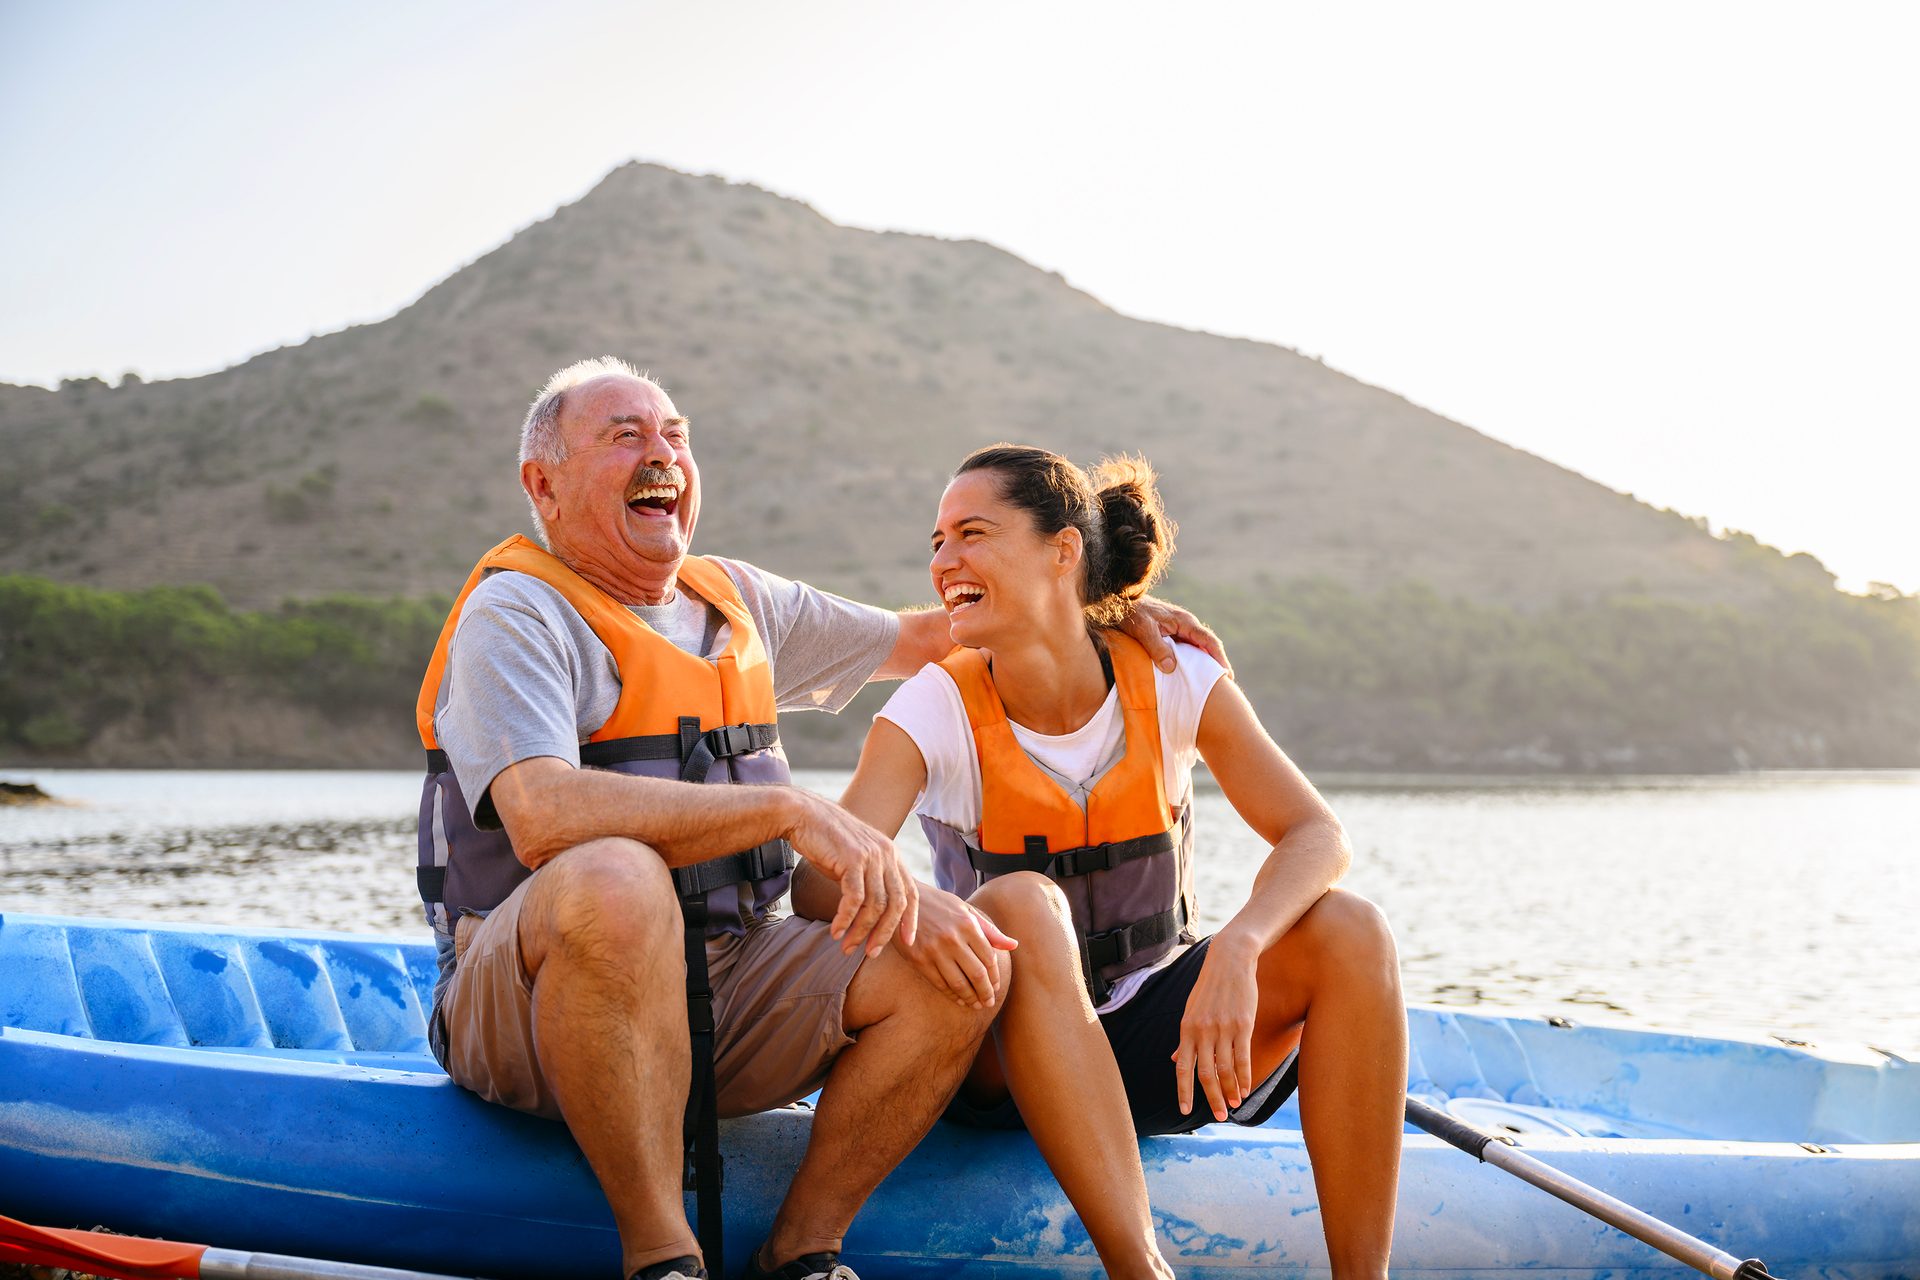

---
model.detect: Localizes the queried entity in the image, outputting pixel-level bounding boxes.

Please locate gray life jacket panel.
[418,726,795,941]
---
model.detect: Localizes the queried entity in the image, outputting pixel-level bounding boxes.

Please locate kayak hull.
[2,913,1916,1279]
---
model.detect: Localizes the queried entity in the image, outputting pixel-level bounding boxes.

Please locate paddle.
[0,1212,477,1280]
[1405,1096,1776,1280]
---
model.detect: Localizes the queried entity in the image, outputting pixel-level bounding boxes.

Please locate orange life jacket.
[927,633,1197,1001]
[416,535,776,750]
[415,536,791,938]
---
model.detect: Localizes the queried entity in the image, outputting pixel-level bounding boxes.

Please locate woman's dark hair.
[955,443,1177,626]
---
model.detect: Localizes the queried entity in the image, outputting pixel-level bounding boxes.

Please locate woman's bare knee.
[970,871,1070,933]
[1291,889,1399,986]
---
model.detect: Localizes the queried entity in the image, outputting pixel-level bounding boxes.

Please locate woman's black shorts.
[945,936,1295,1136]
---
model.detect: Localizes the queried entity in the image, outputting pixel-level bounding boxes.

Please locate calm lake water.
[3,768,1916,1054]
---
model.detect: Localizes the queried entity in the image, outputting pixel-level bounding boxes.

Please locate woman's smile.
[941,581,986,615]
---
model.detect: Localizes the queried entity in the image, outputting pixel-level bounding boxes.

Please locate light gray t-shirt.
[433,555,899,822]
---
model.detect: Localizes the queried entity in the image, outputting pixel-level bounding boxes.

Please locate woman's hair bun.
[1087,454,1176,620]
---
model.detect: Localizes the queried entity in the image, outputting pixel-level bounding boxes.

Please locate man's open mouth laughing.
[626,467,685,518]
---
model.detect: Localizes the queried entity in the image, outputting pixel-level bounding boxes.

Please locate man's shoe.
[630,1257,706,1280]
[742,1247,859,1280]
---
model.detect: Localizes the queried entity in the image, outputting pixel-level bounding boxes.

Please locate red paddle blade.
[0,1213,206,1280]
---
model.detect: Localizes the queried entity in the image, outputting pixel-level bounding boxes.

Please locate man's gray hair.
[519,356,653,466]
[519,357,655,542]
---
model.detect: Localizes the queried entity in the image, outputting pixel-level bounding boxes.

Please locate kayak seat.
[0,916,432,1055]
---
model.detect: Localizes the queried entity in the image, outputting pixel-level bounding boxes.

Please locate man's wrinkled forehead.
[563,374,682,441]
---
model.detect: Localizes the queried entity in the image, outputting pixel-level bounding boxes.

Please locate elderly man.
[415,358,1216,1280]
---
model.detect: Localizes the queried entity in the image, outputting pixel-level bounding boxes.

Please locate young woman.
[834,445,1407,1279]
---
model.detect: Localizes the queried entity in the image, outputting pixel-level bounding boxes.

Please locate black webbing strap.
[427,735,685,776]
[966,828,1177,879]
[671,840,796,898]
[581,735,682,767]
[677,720,780,785]
[427,721,777,782]
[680,892,725,1279]
[1080,901,1190,1003]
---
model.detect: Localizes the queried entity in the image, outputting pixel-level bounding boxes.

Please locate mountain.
[6,163,1913,773]
[0,162,1843,614]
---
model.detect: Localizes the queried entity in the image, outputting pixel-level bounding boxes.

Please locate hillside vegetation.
[5,573,1913,771]
[1,162,1913,771]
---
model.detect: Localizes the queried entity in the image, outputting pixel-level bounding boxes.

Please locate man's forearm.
[494,757,806,872]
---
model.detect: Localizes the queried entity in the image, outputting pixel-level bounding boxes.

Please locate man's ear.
[522,459,560,526]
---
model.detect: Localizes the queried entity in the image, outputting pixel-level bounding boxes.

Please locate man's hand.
[785,791,919,958]
[897,884,1018,1009]
[1118,594,1232,676]
[1173,937,1261,1122]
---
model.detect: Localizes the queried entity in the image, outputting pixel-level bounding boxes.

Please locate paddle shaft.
[1405,1096,1772,1280]
[199,1251,475,1280]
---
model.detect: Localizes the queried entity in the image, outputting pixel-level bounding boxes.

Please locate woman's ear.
[1053,526,1084,579]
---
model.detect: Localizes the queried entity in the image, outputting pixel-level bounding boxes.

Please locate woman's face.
[930,468,1081,648]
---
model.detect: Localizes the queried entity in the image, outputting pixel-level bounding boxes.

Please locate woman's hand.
[900,884,1019,1009]
[1116,594,1232,676]
[1173,936,1262,1121]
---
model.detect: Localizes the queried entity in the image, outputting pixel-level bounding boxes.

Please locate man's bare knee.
[521,837,680,976]
[847,945,1003,1043]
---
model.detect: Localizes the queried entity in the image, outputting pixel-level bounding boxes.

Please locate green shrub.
[0,575,448,753]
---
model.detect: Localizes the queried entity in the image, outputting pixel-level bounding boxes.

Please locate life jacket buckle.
[706,723,756,759]
[743,839,792,880]
[1057,841,1116,877]
[1090,922,1136,963]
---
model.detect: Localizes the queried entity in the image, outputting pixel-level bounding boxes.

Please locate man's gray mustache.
[628,465,686,491]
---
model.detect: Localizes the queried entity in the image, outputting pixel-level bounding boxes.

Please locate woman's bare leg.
[1247,888,1405,1280]
[969,872,1175,1280]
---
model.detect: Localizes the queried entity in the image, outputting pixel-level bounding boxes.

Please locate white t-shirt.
[876,641,1228,1011]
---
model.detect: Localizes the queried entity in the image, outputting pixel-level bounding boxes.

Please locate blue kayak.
[1,912,1915,1279]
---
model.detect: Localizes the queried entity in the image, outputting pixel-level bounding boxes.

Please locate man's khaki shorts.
[437,874,866,1120]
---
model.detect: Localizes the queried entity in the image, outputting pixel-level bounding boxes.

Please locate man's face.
[530,375,700,580]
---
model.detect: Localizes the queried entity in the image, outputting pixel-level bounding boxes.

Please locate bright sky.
[3,1,1915,592]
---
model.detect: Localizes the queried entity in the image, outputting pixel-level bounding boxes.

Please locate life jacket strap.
[1083,899,1190,984]
[424,720,779,782]
[415,842,793,908]
[679,890,726,1277]
[670,840,796,900]
[677,720,781,784]
[967,828,1177,879]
